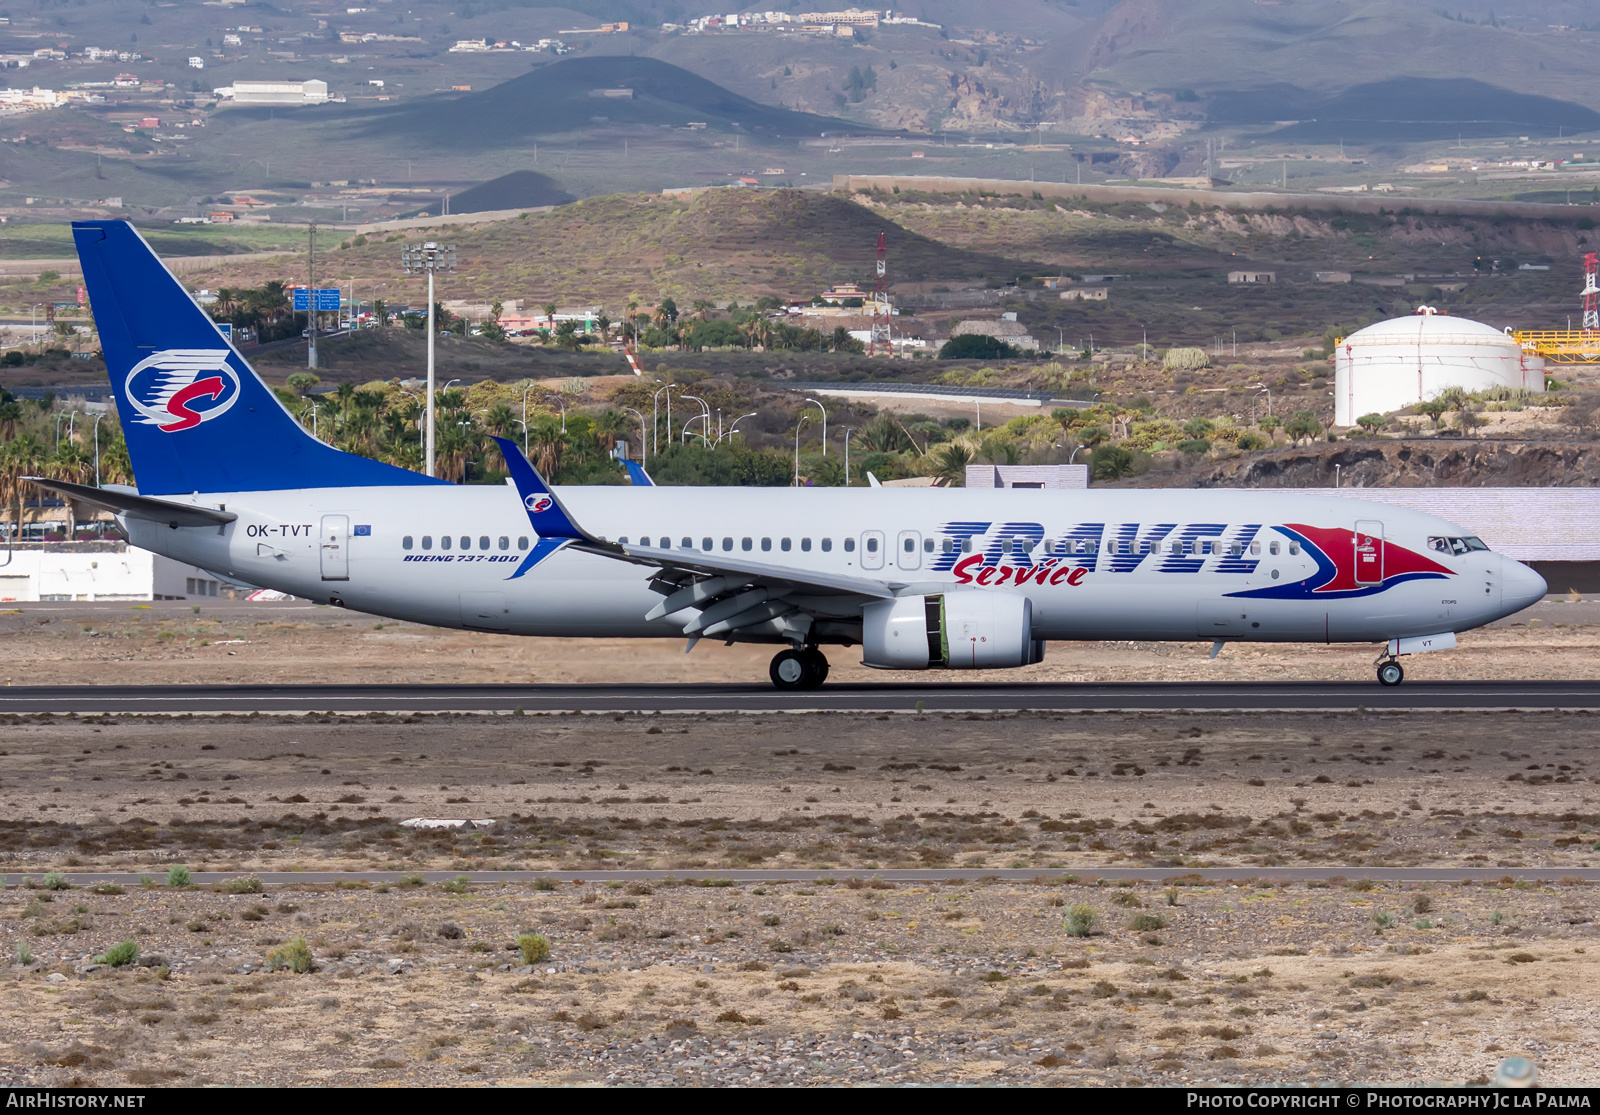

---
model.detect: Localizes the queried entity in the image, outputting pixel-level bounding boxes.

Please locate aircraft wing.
[493,437,893,644]
[24,477,237,528]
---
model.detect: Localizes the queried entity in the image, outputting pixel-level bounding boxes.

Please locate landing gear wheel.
[770,649,810,690]
[1377,660,1404,687]
[801,647,829,687]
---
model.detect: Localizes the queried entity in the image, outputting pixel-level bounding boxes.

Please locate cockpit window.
[1429,535,1490,556]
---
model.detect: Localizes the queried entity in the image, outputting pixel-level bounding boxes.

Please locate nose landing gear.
[770,646,829,690]
[1376,658,1404,686]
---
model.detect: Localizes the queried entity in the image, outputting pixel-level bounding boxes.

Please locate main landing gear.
[1376,658,1404,686]
[770,646,829,690]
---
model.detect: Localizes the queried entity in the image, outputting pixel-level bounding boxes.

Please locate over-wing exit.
[30,221,1547,690]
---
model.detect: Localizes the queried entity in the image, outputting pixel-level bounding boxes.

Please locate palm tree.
[435,421,474,483]
[98,434,133,488]
[809,457,846,486]
[930,442,973,486]
[482,404,515,471]
[592,409,630,453]
[853,412,911,453]
[210,287,242,322]
[527,414,565,477]
[48,438,91,537]
[543,302,556,335]
[0,395,21,442]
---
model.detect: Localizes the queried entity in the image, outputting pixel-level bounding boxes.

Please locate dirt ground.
[1,875,1596,1088]
[2,599,1599,1087]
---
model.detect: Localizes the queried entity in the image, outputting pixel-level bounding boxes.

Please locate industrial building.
[0,544,227,602]
[1333,309,1544,427]
[965,464,1089,490]
[218,79,329,106]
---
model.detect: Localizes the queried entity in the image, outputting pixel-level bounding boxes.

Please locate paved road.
[4,680,1600,714]
[37,867,1600,886]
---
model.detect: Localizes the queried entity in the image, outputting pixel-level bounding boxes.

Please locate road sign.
[293,288,341,312]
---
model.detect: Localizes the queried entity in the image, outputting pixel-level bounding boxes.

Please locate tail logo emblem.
[525,495,553,513]
[124,349,240,432]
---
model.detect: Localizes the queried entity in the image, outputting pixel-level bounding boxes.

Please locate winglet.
[494,436,608,545]
[621,459,655,487]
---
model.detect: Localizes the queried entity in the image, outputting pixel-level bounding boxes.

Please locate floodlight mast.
[307,223,317,370]
[401,241,457,478]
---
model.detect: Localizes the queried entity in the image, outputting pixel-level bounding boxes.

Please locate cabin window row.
[609,536,1300,557]
[619,536,842,553]
[401,535,531,552]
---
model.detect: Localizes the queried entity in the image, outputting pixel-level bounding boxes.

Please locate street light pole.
[793,415,809,486]
[842,426,855,486]
[92,414,103,487]
[721,412,757,448]
[804,396,827,454]
[400,240,457,478]
[680,395,709,446]
[652,382,675,458]
[622,407,645,460]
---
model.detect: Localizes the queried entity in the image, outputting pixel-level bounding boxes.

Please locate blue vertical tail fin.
[75,220,444,495]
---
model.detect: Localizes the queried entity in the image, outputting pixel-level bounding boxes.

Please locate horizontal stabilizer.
[25,477,236,527]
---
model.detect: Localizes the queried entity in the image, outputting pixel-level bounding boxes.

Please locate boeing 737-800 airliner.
[27,221,1548,690]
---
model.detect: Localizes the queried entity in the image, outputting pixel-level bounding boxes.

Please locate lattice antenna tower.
[869,231,890,356]
[1583,252,1598,333]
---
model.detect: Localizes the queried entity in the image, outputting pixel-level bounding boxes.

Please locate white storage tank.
[1334,308,1544,426]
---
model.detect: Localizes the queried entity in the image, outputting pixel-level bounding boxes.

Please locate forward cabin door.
[1354,520,1384,585]
[320,514,349,581]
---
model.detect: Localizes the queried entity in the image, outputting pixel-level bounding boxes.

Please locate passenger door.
[861,530,885,570]
[1354,520,1383,585]
[896,530,921,571]
[319,514,349,581]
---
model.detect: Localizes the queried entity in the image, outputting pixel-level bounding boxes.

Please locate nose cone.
[1501,556,1547,615]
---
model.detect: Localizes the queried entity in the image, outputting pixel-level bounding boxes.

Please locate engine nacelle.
[862,591,1042,670]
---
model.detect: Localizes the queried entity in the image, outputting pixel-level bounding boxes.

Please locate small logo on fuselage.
[124,349,240,432]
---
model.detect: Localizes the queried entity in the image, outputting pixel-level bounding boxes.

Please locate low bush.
[166,865,192,888]
[266,937,314,974]
[96,940,140,967]
[1064,905,1097,937]
[517,933,551,965]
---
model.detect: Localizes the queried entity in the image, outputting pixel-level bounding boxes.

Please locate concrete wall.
[0,546,222,602]
[831,175,1593,221]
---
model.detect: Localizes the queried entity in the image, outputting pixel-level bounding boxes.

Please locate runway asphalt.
[34,868,1600,885]
[2,680,1600,714]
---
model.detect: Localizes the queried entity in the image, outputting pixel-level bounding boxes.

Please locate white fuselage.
[120,484,1546,646]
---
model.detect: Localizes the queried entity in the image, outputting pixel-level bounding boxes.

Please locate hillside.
[348,56,871,151]
[445,170,575,214]
[1060,0,1600,113]
[1216,79,1600,143]
[178,188,1042,309]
